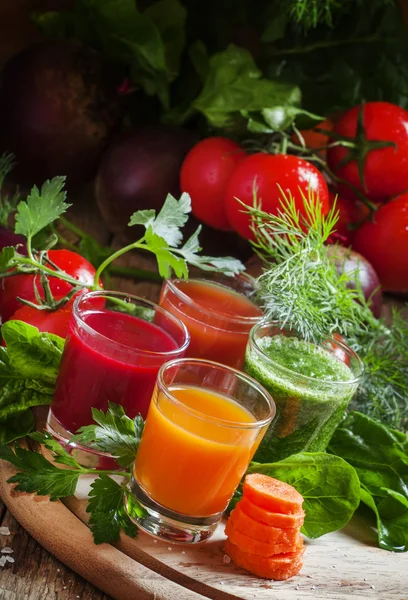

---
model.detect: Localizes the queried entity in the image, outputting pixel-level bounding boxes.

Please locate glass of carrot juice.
[126,358,275,544]
[159,273,264,370]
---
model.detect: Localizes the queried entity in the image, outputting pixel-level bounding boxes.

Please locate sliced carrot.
[243,474,303,514]
[225,519,303,557]
[229,507,299,546]
[225,538,304,580]
[238,497,305,529]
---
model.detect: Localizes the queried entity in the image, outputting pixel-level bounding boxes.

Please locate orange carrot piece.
[229,507,300,546]
[225,519,303,557]
[238,497,305,529]
[243,474,303,514]
[224,538,304,580]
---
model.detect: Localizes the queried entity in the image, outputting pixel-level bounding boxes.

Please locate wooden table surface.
[0,195,406,599]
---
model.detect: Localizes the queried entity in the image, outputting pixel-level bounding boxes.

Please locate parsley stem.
[93,241,146,287]
[81,469,131,478]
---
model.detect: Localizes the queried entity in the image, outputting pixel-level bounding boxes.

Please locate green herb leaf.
[248,452,361,538]
[15,177,70,240]
[29,431,84,469]
[0,246,17,271]
[87,475,138,544]
[0,410,34,444]
[0,444,81,500]
[70,402,144,468]
[193,44,302,130]
[328,411,408,552]
[129,192,191,247]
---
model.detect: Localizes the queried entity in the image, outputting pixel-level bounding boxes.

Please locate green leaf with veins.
[29,431,85,469]
[144,228,188,279]
[0,246,17,271]
[129,192,191,247]
[0,410,34,444]
[70,402,144,468]
[15,176,71,241]
[0,444,82,500]
[247,453,361,538]
[87,475,138,544]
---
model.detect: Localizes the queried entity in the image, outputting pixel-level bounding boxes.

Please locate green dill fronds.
[248,188,373,344]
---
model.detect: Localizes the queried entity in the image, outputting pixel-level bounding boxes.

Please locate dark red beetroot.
[328,246,383,318]
[0,41,120,187]
[95,126,197,240]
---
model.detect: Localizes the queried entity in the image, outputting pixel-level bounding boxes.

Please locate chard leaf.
[15,177,70,240]
[248,452,361,538]
[193,44,302,130]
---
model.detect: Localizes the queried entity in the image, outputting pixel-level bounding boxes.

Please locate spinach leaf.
[328,411,408,552]
[0,321,64,440]
[248,452,360,538]
[193,44,303,131]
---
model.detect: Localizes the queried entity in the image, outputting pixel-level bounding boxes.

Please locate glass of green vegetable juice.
[244,321,363,462]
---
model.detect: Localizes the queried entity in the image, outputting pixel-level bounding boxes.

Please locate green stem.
[59,216,89,240]
[18,257,99,290]
[271,35,397,57]
[81,469,131,478]
[94,241,145,287]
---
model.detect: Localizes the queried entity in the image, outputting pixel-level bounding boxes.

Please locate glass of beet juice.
[159,273,263,370]
[47,291,189,466]
[244,321,364,463]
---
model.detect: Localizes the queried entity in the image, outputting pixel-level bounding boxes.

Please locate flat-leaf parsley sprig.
[0,176,245,311]
[0,403,144,544]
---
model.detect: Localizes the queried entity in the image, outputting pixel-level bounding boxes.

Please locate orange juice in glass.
[126,358,275,544]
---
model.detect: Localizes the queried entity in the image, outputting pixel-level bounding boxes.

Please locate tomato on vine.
[327,102,408,202]
[225,153,329,241]
[353,192,408,293]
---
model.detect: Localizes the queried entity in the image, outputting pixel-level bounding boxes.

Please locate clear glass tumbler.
[47,291,189,467]
[126,358,275,544]
[244,320,364,463]
[159,273,263,369]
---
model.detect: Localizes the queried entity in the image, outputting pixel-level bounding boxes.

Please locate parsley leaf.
[0,444,82,500]
[70,402,144,468]
[129,192,191,246]
[143,228,188,278]
[87,475,138,544]
[15,176,71,241]
[0,246,17,271]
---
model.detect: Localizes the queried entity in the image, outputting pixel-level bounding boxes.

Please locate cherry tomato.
[0,249,96,323]
[225,153,329,241]
[291,119,333,159]
[327,102,408,201]
[180,137,246,231]
[353,192,408,293]
[9,300,74,338]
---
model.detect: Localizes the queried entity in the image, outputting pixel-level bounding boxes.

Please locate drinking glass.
[126,358,275,544]
[244,320,364,463]
[159,273,263,369]
[47,291,189,466]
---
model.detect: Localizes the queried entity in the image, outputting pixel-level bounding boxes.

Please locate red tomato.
[0,249,96,323]
[225,153,329,240]
[353,193,408,292]
[327,102,408,201]
[180,137,246,231]
[9,301,74,338]
[329,192,370,246]
[291,119,333,159]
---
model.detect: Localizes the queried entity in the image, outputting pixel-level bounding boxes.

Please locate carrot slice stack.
[224,474,305,581]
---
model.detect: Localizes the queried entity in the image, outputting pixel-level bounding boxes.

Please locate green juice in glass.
[244,322,363,463]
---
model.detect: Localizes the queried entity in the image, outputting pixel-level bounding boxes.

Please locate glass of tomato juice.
[126,358,275,544]
[159,273,263,369]
[47,291,189,466]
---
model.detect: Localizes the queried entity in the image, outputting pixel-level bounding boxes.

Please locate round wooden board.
[0,463,407,600]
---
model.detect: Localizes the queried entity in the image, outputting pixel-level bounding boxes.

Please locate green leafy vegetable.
[247,453,361,538]
[0,410,34,445]
[0,321,64,433]
[70,402,144,468]
[193,44,303,130]
[15,177,70,247]
[87,475,138,544]
[328,411,408,552]
[0,405,144,544]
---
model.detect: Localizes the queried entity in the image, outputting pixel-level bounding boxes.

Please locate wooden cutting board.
[0,460,407,600]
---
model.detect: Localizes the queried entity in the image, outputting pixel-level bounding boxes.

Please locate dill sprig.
[249,188,373,344]
[246,188,408,430]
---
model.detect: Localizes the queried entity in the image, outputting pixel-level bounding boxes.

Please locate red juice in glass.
[159,274,263,369]
[47,291,189,459]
